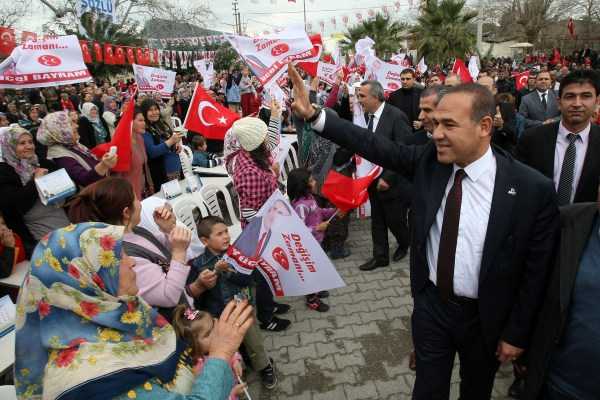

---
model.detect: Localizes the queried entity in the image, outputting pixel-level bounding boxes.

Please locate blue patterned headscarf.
[14,223,184,400]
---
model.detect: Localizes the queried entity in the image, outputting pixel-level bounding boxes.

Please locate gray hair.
[360,80,385,102]
[421,85,447,106]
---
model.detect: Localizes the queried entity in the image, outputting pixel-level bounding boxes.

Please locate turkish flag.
[514,71,530,91]
[152,49,159,65]
[114,46,125,65]
[21,31,37,44]
[183,83,241,140]
[126,47,135,64]
[135,48,144,65]
[0,27,16,56]
[93,42,103,63]
[452,58,473,83]
[104,43,114,64]
[79,40,92,63]
[551,48,561,65]
[296,34,324,77]
[568,17,576,38]
[91,97,134,172]
[321,168,379,212]
[143,48,151,65]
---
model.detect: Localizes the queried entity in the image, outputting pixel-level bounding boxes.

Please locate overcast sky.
[18,0,425,37]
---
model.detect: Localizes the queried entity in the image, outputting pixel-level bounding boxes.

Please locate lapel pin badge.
[508,188,517,196]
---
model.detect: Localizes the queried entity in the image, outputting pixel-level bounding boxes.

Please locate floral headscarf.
[14,223,184,400]
[0,124,39,185]
[103,96,118,113]
[37,111,93,156]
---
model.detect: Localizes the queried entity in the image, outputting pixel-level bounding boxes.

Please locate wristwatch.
[305,104,323,124]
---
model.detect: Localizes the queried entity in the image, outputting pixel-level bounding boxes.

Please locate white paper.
[35,168,76,205]
[161,179,182,200]
[0,295,16,335]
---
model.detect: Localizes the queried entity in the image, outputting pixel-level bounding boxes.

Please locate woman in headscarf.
[0,125,69,256]
[78,102,110,148]
[141,98,182,189]
[102,96,120,137]
[68,177,211,319]
[117,107,154,199]
[14,222,254,399]
[37,111,117,188]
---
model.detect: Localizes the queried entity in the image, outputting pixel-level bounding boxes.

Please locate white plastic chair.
[169,195,209,234]
[200,184,240,226]
[288,144,300,169]
[171,116,183,129]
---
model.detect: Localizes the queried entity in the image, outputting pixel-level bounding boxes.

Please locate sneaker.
[259,316,291,332]
[329,247,351,260]
[260,358,278,389]
[317,290,330,298]
[273,302,291,315]
[306,296,330,312]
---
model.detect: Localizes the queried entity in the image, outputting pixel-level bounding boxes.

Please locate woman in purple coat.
[37,111,117,188]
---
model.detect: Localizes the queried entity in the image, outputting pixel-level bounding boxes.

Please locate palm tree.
[341,14,408,59]
[411,0,477,65]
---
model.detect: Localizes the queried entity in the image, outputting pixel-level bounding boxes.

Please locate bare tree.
[0,2,31,27]
[571,0,600,38]
[37,0,213,33]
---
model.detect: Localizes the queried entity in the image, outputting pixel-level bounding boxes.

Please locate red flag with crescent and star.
[0,27,16,57]
[452,58,473,83]
[183,83,241,140]
[514,71,530,91]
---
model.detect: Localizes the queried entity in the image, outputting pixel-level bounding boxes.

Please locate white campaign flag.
[468,55,480,81]
[224,191,346,297]
[417,57,428,74]
[193,59,215,89]
[76,0,116,37]
[316,62,342,86]
[367,57,406,93]
[0,35,92,89]
[354,37,376,66]
[133,64,176,97]
[226,25,313,87]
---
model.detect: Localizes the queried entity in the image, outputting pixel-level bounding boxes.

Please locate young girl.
[172,305,246,399]
[287,168,341,312]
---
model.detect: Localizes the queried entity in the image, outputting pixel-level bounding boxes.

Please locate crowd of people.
[0,43,598,400]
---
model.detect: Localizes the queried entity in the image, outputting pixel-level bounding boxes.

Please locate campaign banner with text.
[317,62,342,86]
[0,35,92,89]
[226,25,313,88]
[224,191,346,297]
[133,64,176,97]
[368,57,406,93]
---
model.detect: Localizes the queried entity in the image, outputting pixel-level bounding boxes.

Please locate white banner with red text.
[133,64,176,97]
[0,35,92,89]
[224,191,346,297]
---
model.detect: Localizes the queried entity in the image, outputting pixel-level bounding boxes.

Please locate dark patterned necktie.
[437,169,466,301]
[367,114,374,132]
[541,93,547,110]
[557,133,578,206]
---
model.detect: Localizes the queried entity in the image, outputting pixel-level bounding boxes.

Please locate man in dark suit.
[524,191,599,400]
[405,85,445,146]
[517,70,600,205]
[287,63,560,399]
[518,71,561,126]
[387,68,423,130]
[354,80,413,270]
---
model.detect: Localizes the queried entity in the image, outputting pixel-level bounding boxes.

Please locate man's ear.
[480,115,493,138]
[122,206,131,223]
[199,236,209,246]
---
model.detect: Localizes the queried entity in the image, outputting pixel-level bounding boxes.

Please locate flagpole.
[303,0,307,31]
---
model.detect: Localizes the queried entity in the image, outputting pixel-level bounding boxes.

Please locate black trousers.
[369,187,409,262]
[411,283,500,400]
[255,272,275,325]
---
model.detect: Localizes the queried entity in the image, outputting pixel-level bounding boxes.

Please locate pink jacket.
[123,231,193,308]
[292,195,336,243]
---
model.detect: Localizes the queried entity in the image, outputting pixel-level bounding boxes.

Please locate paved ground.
[245,217,513,399]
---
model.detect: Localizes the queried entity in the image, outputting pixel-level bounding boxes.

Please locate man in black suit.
[354,80,413,270]
[524,190,600,400]
[287,63,560,399]
[387,68,423,130]
[517,70,600,206]
[405,85,445,146]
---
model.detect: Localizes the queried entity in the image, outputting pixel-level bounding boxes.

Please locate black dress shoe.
[392,247,408,262]
[359,258,389,271]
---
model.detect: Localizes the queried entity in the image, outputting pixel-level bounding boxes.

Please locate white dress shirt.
[554,121,590,204]
[367,102,385,132]
[537,90,549,103]
[311,110,497,298]
[426,146,497,298]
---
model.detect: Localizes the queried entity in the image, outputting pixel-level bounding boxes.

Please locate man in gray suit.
[519,71,560,126]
